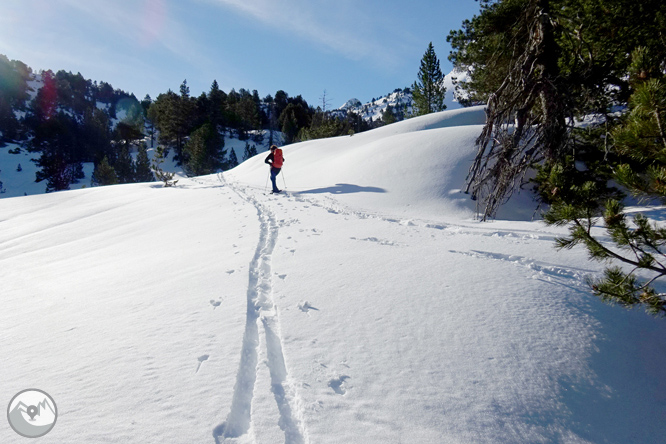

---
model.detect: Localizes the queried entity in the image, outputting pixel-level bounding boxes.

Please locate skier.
[265,145,284,194]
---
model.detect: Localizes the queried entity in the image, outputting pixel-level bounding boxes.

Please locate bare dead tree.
[465,0,571,220]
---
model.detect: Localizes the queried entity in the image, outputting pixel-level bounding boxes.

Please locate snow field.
[1,182,257,443]
[1,106,665,443]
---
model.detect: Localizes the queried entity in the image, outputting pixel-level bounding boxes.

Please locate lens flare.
[139,0,166,47]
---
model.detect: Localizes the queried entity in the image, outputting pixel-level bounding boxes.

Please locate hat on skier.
[270,145,278,151]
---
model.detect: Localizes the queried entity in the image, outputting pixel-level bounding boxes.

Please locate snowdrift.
[230,105,536,220]
[1,107,665,444]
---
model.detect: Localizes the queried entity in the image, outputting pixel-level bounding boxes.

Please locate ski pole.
[281,169,287,190]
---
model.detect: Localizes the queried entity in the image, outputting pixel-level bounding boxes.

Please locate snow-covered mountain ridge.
[332,70,466,123]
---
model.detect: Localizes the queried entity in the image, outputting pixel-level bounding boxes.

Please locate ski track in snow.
[449,249,591,290]
[213,174,308,444]
[285,190,564,242]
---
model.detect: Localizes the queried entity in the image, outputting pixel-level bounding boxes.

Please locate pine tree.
[543,47,666,316]
[448,0,666,219]
[183,123,226,176]
[448,0,666,315]
[0,96,19,141]
[208,80,225,131]
[142,95,156,148]
[115,145,135,183]
[382,105,397,125]
[228,148,239,168]
[40,159,77,192]
[411,42,446,116]
[91,156,118,186]
[148,90,179,148]
[134,145,154,182]
[242,142,258,161]
[175,80,194,161]
[279,104,300,144]
[81,108,112,163]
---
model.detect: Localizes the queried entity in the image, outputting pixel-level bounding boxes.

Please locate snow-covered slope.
[1,107,665,444]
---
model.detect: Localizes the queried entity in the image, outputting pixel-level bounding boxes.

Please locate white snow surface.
[1,106,665,444]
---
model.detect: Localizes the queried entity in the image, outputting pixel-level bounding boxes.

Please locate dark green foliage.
[533,126,622,208]
[411,42,446,116]
[32,70,58,123]
[81,108,112,162]
[115,145,135,184]
[96,81,115,104]
[299,109,353,141]
[242,142,258,162]
[233,89,261,140]
[587,267,666,316]
[148,89,180,149]
[142,95,156,148]
[207,80,226,130]
[31,111,81,192]
[135,145,154,182]
[382,105,397,125]
[0,96,20,141]
[541,48,666,316]
[55,70,89,116]
[114,122,144,151]
[8,61,143,189]
[279,104,301,144]
[0,54,26,140]
[228,148,239,168]
[0,54,30,112]
[546,196,666,316]
[91,156,119,186]
[147,83,194,162]
[279,101,311,144]
[183,123,226,176]
[448,0,666,110]
[35,150,79,192]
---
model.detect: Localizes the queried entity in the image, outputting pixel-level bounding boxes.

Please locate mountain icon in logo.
[7,389,57,438]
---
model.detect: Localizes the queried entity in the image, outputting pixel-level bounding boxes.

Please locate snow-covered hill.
[1,107,665,444]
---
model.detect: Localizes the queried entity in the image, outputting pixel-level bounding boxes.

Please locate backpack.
[273,148,284,168]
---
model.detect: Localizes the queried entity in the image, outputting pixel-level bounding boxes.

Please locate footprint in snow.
[328,375,350,395]
[350,236,399,247]
[195,354,209,373]
[298,301,319,313]
[210,299,222,309]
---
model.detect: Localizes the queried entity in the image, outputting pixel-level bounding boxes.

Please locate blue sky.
[0,0,481,108]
